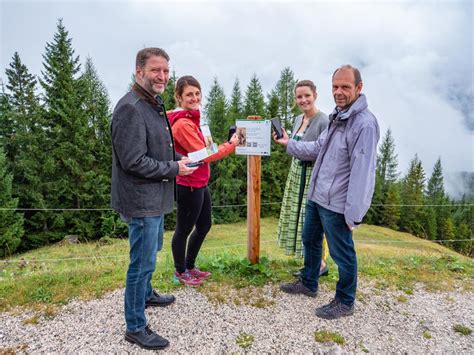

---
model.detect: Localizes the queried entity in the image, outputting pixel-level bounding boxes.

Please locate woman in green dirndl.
[277,80,330,276]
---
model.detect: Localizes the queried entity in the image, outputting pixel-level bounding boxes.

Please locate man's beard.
[142,75,164,96]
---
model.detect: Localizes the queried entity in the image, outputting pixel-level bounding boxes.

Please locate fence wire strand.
[0,238,471,264]
[0,202,471,264]
[1,202,473,211]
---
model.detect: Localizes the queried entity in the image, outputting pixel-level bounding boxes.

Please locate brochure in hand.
[200,123,213,146]
[187,123,218,162]
[188,143,218,162]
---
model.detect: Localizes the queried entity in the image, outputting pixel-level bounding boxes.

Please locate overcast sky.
[1,0,473,196]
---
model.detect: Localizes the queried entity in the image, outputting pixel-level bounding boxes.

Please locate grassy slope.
[0,218,472,312]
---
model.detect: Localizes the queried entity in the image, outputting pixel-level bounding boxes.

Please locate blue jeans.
[301,201,357,305]
[124,216,164,332]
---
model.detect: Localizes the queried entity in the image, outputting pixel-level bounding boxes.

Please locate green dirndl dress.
[277,135,313,257]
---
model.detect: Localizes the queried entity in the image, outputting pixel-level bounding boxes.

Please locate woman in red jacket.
[168,75,238,286]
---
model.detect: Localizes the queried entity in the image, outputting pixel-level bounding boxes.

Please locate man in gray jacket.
[275,65,379,320]
[111,48,196,350]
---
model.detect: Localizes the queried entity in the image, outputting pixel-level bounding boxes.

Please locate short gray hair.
[332,65,362,85]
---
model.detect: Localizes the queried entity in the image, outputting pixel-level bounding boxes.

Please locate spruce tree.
[40,19,81,109]
[424,206,437,240]
[213,77,247,222]
[205,78,245,223]
[262,85,293,216]
[0,146,24,257]
[454,222,472,255]
[5,52,38,115]
[204,77,228,142]
[28,19,84,245]
[3,52,40,171]
[452,194,474,252]
[79,57,112,167]
[0,80,12,146]
[266,89,280,119]
[226,77,244,137]
[380,183,401,230]
[425,158,450,240]
[440,217,456,248]
[22,19,108,246]
[79,57,117,238]
[365,171,383,224]
[161,69,177,109]
[377,128,399,187]
[243,74,265,117]
[379,129,400,226]
[228,78,243,120]
[273,67,298,128]
[400,155,426,237]
[366,128,400,226]
[426,158,445,201]
[3,52,48,247]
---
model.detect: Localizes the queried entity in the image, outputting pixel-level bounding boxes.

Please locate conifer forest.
[0,20,472,257]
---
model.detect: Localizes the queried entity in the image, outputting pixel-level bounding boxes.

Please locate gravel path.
[1,282,473,353]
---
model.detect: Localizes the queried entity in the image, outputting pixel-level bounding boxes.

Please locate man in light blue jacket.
[275,65,380,319]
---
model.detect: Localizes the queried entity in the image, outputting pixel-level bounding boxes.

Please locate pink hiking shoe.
[188,267,212,279]
[173,271,202,287]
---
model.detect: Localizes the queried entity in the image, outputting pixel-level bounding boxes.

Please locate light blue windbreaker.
[287,94,380,226]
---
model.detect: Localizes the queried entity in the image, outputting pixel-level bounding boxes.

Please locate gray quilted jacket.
[111,84,180,218]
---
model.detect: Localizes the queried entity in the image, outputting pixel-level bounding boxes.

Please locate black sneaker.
[320,297,339,311]
[145,290,175,308]
[315,299,354,319]
[125,325,169,350]
[280,279,317,298]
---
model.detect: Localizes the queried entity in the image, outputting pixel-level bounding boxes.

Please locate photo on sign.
[237,127,247,147]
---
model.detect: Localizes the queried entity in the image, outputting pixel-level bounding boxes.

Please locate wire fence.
[1,202,473,211]
[0,237,471,264]
[0,201,471,264]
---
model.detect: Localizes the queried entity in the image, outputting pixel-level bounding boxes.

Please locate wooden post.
[247,115,261,264]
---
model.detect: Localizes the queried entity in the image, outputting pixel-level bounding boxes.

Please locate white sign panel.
[235,119,271,156]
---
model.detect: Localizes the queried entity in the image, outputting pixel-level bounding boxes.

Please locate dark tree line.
[0,20,119,255]
[0,20,472,257]
[365,129,473,255]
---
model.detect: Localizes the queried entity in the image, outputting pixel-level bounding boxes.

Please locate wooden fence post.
[246,115,261,264]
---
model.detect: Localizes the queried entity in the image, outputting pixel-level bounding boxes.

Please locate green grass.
[235,332,255,349]
[0,218,472,313]
[397,295,408,303]
[314,330,345,345]
[359,341,370,352]
[453,324,472,336]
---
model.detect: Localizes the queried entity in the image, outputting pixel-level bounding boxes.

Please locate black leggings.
[172,185,212,273]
